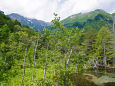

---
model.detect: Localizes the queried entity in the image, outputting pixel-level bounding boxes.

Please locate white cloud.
[0,0,115,22]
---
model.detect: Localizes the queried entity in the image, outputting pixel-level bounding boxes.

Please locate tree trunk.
[66,49,72,69]
[63,49,72,86]
[75,64,78,73]
[95,57,98,66]
[94,57,98,69]
[75,64,78,85]
[103,42,107,66]
[112,15,115,67]
[43,44,48,81]
[4,56,6,65]
[32,39,38,80]
[20,45,28,86]
[64,54,67,86]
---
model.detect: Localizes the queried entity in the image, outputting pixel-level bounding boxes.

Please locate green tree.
[95,26,114,66]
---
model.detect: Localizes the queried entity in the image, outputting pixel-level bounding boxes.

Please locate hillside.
[61,9,113,31]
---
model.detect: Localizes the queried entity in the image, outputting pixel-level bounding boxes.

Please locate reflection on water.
[104,82,115,86]
[70,69,115,86]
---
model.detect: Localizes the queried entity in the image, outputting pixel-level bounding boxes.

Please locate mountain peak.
[8,13,52,32]
[94,9,105,12]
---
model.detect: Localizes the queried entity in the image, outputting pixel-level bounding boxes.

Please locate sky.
[0,0,115,22]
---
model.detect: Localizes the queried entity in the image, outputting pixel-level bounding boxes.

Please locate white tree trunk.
[113,16,115,66]
[43,44,48,81]
[66,49,73,68]
[75,64,78,73]
[64,54,67,86]
[20,45,28,86]
[103,42,107,66]
[4,56,6,65]
[32,39,39,80]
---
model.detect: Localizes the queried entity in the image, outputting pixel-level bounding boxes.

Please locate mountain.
[7,9,115,32]
[8,13,52,32]
[61,9,114,31]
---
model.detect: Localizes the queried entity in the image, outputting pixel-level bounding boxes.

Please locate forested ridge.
[0,11,115,86]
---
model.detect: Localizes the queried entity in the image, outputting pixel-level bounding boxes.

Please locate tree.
[32,34,39,81]
[95,26,114,67]
[112,15,115,66]
[51,13,84,86]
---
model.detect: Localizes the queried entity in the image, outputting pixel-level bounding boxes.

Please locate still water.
[70,69,115,86]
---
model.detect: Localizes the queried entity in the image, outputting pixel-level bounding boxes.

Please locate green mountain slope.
[61,9,113,31]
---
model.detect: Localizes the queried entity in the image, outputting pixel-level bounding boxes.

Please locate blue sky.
[0,0,115,22]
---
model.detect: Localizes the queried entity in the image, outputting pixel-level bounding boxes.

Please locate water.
[70,69,115,86]
[0,69,115,86]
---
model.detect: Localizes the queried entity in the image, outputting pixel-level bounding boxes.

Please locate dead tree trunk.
[32,39,39,80]
[43,44,49,81]
[20,45,28,86]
